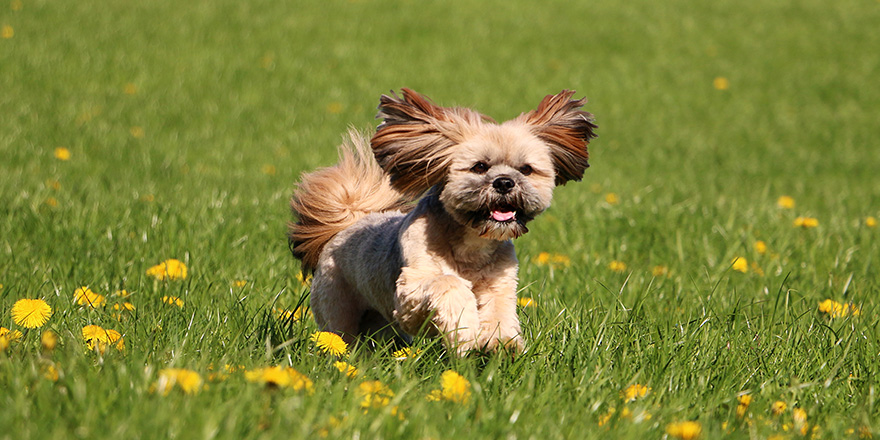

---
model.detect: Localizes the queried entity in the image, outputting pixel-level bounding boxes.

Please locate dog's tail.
[289,129,410,273]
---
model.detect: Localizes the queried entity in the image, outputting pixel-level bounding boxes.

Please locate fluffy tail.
[289,130,411,273]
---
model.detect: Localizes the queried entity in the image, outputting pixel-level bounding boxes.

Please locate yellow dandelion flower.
[41,330,58,351]
[105,329,125,351]
[770,400,787,415]
[605,192,620,205]
[82,324,109,351]
[44,197,58,207]
[261,164,276,176]
[713,76,730,90]
[597,407,616,426]
[737,393,752,407]
[608,260,627,272]
[777,196,795,209]
[736,403,749,418]
[273,307,307,322]
[793,217,819,228]
[11,298,52,328]
[793,407,807,424]
[43,364,59,382]
[113,289,132,298]
[536,252,551,265]
[652,265,669,277]
[754,240,767,254]
[233,280,247,288]
[428,370,472,404]
[0,326,22,340]
[74,286,105,307]
[359,380,394,409]
[123,83,137,95]
[621,384,650,402]
[865,217,877,228]
[162,296,184,308]
[392,346,422,361]
[818,299,860,318]
[245,366,314,392]
[731,257,748,273]
[859,426,873,438]
[156,369,203,395]
[517,297,536,308]
[0,335,8,352]
[130,126,145,138]
[2,25,14,39]
[311,331,348,357]
[333,361,358,378]
[113,302,136,312]
[666,421,702,440]
[296,271,312,286]
[146,258,187,280]
[53,147,71,160]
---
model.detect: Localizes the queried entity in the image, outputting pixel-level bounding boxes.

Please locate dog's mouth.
[489,204,517,223]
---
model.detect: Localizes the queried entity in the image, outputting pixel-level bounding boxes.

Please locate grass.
[2,0,879,438]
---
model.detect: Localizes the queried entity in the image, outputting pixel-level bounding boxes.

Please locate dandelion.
[621,384,650,402]
[652,265,669,277]
[146,258,187,280]
[605,192,620,205]
[392,347,422,361]
[818,299,860,318]
[11,298,52,328]
[296,272,312,286]
[54,147,71,160]
[162,296,184,308]
[82,324,110,351]
[311,331,348,357]
[0,326,23,342]
[713,76,730,90]
[44,197,58,207]
[1,25,14,39]
[41,330,58,351]
[333,361,358,378]
[427,370,472,404]
[130,126,145,138]
[597,407,616,427]
[770,400,787,415]
[754,240,767,254]
[865,217,877,228]
[123,83,137,95]
[777,196,795,209]
[274,307,307,322]
[736,393,752,418]
[793,217,819,228]
[233,280,247,288]
[105,329,125,351]
[43,364,59,382]
[731,257,748,273]
[608,260,627,272]
[261,164,276,176]
[358,380,394,409]
[156,369,203,395]
[113,289,131,298]
[74,286,105,307]
[245,366,314,392]
[517,297,536,308]
[666,421,702,440]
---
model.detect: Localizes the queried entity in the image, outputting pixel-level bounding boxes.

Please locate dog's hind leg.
[309,268,363,344]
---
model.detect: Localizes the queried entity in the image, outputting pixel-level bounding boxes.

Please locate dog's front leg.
[475,275,524,353]
[394,267,480,356]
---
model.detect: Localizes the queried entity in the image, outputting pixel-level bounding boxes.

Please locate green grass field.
[2,0,879,438]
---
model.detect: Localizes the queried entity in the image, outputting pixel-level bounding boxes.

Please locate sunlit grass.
[2,0,879,438]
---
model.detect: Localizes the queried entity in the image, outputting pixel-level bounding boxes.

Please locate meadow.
[2,0,879,438]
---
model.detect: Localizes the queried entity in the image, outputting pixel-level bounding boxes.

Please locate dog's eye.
[470,162,489,174]
[519,165,533,176]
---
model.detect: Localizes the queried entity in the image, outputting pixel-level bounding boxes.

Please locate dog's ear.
[371,88,487,196]
[519,90,597,185]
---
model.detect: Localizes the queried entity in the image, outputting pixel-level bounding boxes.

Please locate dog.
[289,89,596,355]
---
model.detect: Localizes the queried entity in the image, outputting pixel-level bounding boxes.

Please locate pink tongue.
[491,210,516,222]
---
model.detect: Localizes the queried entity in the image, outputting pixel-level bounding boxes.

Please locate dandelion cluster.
[666,421,702,440]
[245,366,314,393]
[818,299,860,318]
[146,259,188,281]
[155,369,203,395]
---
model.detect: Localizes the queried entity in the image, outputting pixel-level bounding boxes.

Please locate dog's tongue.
[491,210,516,222]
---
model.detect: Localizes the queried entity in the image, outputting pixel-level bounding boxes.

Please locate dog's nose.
[492,177,516,193]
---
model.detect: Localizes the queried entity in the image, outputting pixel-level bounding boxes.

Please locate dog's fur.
[289,89,596,355]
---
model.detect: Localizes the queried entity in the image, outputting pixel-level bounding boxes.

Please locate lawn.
[2,0,879,438]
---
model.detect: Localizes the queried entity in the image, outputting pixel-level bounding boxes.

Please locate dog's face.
[371,89,597,240]
[439,124,556,240]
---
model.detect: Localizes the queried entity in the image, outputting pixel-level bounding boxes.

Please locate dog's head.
[371,89,597,240]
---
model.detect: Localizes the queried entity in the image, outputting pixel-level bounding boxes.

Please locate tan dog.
[289,89,596,355]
